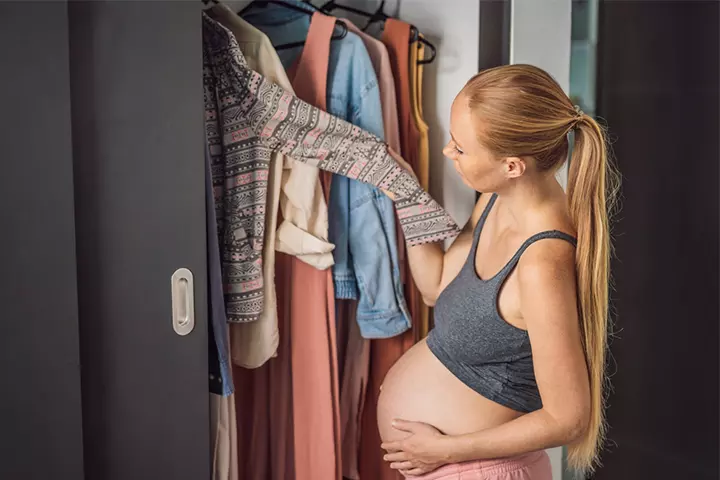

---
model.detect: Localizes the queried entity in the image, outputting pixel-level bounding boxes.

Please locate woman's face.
[443,95,521,192]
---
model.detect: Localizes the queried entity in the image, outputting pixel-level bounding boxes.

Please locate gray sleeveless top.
[426,193,577,413]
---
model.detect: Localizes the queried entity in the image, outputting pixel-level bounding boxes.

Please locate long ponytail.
[565,116,620,474]
[463,64,621,474]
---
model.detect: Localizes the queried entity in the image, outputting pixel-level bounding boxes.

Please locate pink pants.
[408,451,552,480]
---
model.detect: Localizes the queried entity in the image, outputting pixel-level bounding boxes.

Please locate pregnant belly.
[377,339,524,443]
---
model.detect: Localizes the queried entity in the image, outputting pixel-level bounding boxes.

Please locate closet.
[3,2,576,480]
[2,1,447,478]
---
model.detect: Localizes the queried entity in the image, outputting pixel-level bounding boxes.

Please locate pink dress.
[286,12,343,480]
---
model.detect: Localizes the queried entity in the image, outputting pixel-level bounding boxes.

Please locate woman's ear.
[504,156,526,179]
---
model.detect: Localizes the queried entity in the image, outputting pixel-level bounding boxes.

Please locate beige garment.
[209,5,334,368]
[210,393,239,480]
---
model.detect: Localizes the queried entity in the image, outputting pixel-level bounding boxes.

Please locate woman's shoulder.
[516,195,577,279]
[516,233,577,287]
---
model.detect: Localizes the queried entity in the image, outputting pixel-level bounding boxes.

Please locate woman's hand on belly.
[381,419,452,477]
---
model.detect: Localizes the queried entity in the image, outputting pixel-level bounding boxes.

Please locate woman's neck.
[494,171,565,232]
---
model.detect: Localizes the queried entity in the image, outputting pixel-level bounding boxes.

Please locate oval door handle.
[171,268,195,336]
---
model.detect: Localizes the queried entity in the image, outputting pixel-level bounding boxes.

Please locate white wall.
[510,3,572,478]
[511,0,572,192]
[396,0,478,229]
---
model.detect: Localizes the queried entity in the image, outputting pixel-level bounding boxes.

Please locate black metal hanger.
[240,0,348,51]
[321,0,436,65]
[362,0,390,30]
[410,28,436,65]
[320,0,379,20]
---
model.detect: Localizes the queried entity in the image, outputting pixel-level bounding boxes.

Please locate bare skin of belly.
[377,338,524,443]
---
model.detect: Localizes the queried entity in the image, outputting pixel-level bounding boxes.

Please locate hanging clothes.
[342,20,408,293]
[339,299,369,480]
[207,131,239,480]
[360,18,421,480]
[243,2,410,341]
[202,16,459,248]
[343,21,402,156]
[284,14,342,480]
[208,2,334,369]
[206,139,233,394]
[409,36,432,340]
[231,264,295,480]
[208,5,279,365]
[204,26,267,323]
[381,18,424,322]
[236,8,344,479]
[203,16,459,479]
[410,37,431,199]
[210,392,239,480]
[231,253,295,480]
[330,18,404,479]
[208,6,326,480]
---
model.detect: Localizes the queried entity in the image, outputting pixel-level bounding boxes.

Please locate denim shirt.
[243,2,410,338]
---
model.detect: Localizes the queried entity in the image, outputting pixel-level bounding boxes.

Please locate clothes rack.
[240,0,348,50]
[320,0,436,64]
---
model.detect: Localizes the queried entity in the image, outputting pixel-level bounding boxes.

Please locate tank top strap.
[469,193,498,256]
[492,230,578,283]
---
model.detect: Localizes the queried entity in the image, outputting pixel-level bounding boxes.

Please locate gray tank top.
[426,193,577,413]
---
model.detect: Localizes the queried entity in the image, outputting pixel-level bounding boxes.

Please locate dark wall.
[594,1,719,478]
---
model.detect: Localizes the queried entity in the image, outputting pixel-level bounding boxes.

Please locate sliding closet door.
[69,2,209,479]
[0,2,85,479]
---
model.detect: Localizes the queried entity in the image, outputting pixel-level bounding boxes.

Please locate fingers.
[391,419,416,433]
[380,441,402,451]
[384,451,410,462]
[405,468,426,476]
[387,147,401,159]
[381,188,396,201]
[390,461,415,470]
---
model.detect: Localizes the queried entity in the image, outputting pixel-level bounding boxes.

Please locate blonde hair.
[463,64,620,474]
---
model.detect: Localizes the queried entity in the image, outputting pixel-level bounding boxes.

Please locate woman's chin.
[452,165,480,191]
[458,175,477,190]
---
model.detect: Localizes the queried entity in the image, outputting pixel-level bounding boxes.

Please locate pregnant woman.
[378,64,619,479]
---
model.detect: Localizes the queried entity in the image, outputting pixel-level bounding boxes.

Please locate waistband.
[409,450,547,479]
